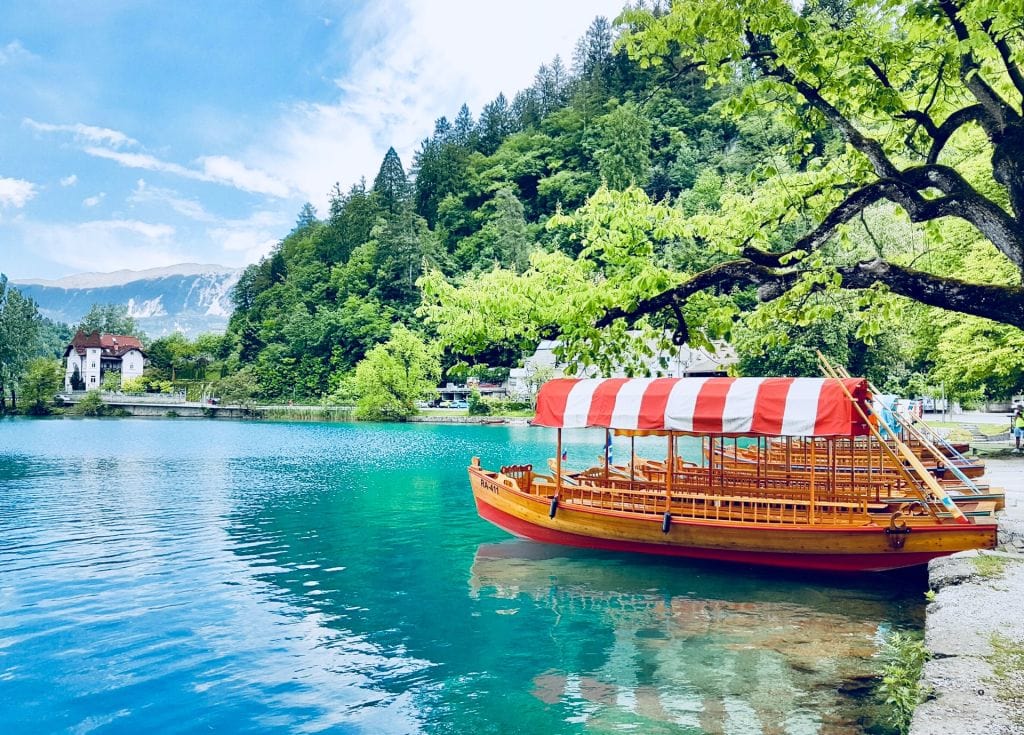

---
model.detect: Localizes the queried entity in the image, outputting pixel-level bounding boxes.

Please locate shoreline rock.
[911,457,1024,735]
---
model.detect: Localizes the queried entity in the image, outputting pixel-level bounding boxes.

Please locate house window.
[91,361,96,367]
[90,376,96,383]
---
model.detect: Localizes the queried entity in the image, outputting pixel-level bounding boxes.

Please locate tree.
[590,102,653,189]
[607,0,1024,333]
[76,303,139,336]
[0,276,41,411]
[453,104,477,147]
[147,332,195,381]
[373,147,411,215]
[294,202,319,232]
[352,325,440,420]
[20,357,63,414]
[573,16,615,81]
[101,370,121,392]
[70,365,85,391]
[455,187,533,272]
[477,93,514,155]
[215,365,261,406]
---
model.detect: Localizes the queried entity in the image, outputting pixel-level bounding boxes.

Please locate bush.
[878,630,930,734]
[468,390,491,416]
[23,401,52,416]
[73,392,110,417]
[122,377,147,393]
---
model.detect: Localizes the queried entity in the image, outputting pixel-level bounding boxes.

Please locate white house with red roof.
[64,331,146,391]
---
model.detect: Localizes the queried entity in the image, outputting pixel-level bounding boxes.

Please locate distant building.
[506,335,738,401]
[63,330,145,391]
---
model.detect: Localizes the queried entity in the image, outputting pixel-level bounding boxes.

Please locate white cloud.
[0,40,35,65]
[0,176,37,207]
[253,0,623,208]
[129,179,215,222]
[18,219,184,273]
[197,156,291,198]
[60,174,78,187]
[84,146,291,198]
[82,192,106,207]
[84,146,193,177]
[24,118,139,148]
[208,210,288,264]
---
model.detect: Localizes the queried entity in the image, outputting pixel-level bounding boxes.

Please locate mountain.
[14,264,240,337]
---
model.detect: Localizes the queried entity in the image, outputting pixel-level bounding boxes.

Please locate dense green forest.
[3,0,1023,417]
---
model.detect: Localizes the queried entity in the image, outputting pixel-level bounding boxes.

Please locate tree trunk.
[992,126,1024,223]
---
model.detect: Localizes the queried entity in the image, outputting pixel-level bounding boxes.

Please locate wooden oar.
[826,360,982,494]
[817,353,970,524]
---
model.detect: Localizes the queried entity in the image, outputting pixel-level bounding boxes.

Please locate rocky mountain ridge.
[14,264,240,337]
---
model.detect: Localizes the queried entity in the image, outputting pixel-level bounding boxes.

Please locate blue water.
[0,418,922,734]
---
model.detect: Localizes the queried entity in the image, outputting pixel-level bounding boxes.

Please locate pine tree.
[294,202,318,231]
[476,93,513,155]
[487,187,532,271]
[327,178,379,264]
[452,104,476,147]
[573,16,614,79]
[372,147,411,215]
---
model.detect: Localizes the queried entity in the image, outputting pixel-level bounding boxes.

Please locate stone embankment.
[911,456,1024,735]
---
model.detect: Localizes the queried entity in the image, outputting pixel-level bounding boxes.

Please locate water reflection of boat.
[470,540,903,734]
[469,377,997,572]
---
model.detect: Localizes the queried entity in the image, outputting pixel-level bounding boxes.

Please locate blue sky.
[0,0,623,280]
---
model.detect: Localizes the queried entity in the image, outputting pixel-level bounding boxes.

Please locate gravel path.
[911,456,1024,735]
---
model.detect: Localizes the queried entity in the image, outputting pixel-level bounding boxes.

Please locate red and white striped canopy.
[534,377,871,437]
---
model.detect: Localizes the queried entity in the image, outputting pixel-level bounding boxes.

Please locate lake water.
[0,418,924,734]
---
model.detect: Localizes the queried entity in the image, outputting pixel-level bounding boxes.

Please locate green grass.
[971,554,1021,579]
[988,633,1024,727]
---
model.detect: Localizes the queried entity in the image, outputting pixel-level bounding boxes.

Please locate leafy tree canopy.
[605,0,1024,332]
[76,303,140,337]
[352,325,441,421]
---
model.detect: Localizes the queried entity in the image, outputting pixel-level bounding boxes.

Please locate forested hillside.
[223,1,1024,409]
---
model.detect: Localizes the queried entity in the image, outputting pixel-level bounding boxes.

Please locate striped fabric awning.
[533,377,871,437]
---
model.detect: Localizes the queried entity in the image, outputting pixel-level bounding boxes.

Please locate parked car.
[54,393,72,403]
[452,400,469,409]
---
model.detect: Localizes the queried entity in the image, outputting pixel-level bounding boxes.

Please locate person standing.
[1015,409,1024,452]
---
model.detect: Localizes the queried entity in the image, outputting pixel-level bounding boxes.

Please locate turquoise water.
[0,418,923,734]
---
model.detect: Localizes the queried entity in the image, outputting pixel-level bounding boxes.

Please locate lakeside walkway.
[911,455,1024,735]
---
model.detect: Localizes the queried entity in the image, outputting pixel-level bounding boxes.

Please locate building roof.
[65,330,145,358]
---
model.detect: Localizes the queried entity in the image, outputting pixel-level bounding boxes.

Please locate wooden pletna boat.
[469,377,998,572]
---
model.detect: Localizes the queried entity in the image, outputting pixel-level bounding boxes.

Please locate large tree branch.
[745,31,903,179]
[980,18,1024,102]
[900,164,1024,267]
[837,259,1024,326]
[740,162,1024,273]
[739,179,929,268]
[595,260,797,328]
[597,258,1024,332]
[921,104,988,163]
[934,0,1019,133]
